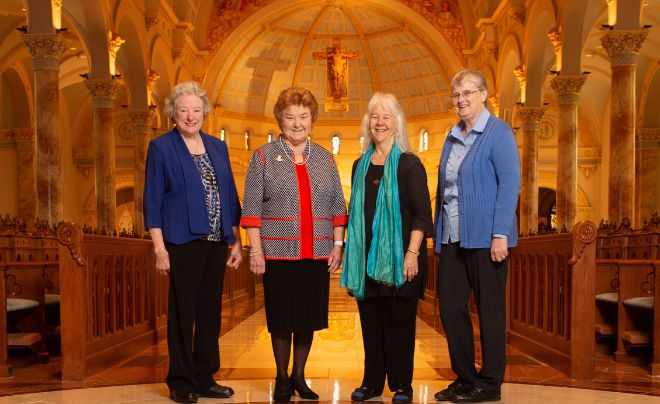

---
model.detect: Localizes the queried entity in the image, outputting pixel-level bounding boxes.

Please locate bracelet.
[249,248,263,257]
[333,240,344,247]
[406,248,420,255]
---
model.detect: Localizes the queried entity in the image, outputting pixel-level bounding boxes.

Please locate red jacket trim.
[240,216,261,227]
[332,215,348,226]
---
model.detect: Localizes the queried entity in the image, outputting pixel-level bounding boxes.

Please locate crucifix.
[313,38,358,112]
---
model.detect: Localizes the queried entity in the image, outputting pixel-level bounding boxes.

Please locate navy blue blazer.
[143,128,241,245]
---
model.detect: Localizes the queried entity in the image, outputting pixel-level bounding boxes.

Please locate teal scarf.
[341,144,404,300]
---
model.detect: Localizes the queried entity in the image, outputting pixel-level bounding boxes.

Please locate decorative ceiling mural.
[205,0,467,56]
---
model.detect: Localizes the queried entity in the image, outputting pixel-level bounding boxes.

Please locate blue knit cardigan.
[434,115,520,252]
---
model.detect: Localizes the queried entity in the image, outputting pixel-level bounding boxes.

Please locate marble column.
[517,106,545,235]
[14,129,37,220]
[23,34,67,224]
[85,79,120,233]
[129,110,151,235]
[601,30,648,227]
[636,128,660,225]
[551,75,587,232]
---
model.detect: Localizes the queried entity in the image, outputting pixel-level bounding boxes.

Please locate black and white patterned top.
[191,152,223,241]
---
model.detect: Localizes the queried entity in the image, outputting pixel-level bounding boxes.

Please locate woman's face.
[452,78,487,123]
[174,94,204,137]
[369,103,396,146]
[280,104,312,146]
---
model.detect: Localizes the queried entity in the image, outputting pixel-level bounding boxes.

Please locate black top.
[351,152,434,299]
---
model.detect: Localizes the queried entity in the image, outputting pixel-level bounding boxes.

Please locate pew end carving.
[508,220,597,379]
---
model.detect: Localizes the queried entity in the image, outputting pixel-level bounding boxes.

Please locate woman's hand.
[226,243,242,269]
[327,245,343,273]
[403,252,419,281]
[490,237,509,262]
[249,252,265,275]
[154,247,170,275]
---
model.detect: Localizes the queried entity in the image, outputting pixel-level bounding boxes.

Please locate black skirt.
[263,259,329,333]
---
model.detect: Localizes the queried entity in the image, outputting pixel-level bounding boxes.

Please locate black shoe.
[289,376,319,399]
[351,386,380,401]
[451,386,500,403]
[196,383,234,398]
[274,377,292,403]
[392,386,413,404]
[169,390,198,403]
[435,380,470,401]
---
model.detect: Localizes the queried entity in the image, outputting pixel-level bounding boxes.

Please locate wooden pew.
[613,260,657,365]
[57,222,167,381]
[594,260,619,342]
[0,226,58,377]
[507,220,597,379]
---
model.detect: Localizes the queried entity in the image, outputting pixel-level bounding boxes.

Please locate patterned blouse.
[191,152,223,241]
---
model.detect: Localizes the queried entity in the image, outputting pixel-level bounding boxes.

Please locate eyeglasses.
[450,90,481,101]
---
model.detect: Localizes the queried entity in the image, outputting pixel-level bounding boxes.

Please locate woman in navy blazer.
[144,81,242,404]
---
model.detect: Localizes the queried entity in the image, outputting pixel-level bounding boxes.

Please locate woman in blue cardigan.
[144,81,242,404]
[433,69,520,403]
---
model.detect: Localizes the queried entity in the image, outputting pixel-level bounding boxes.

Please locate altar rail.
[507,220,597,379]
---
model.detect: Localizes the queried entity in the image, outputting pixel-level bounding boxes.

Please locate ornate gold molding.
[600,30,648,66]
[550,74,587,104]
[547,25,562,69]
[84,79,120,106]
[129,111,152,134]
[517,106,545,130]
[637,127,660,149]
[23,34,68,70]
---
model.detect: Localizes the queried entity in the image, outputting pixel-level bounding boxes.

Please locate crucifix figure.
[313,38,358,111]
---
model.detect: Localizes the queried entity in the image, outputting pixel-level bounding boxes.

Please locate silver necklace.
[279,137,311,165]
[183,134,203,155]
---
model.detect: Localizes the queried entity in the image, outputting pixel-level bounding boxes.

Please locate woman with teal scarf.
[342,93,433,404]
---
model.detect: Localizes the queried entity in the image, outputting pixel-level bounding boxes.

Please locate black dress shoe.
[196,383,234,398]
[392,387,413,404]
[435,380,470,401]
[451,386,500,403]
[351,386,380,401]
[274,377,292,403]
[169,390,198,403]
[289,376,319,399]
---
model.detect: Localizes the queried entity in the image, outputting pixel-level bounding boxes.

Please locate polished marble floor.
[1,274,660,403]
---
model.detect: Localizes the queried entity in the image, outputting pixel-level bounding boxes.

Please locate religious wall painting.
[399,0,467,53]
[205,0,467,63]
[206,0,275,51]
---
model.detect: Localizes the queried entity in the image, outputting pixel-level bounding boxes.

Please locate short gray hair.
[163,81,211,120]
[451,68,488,92]
[360,92,413,153]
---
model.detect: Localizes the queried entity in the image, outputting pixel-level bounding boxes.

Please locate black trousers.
[165,239,228,393]
[357,295,418,393]
[437,242,508,392]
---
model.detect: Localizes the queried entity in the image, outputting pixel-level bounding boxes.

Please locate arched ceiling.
[205,0,466,121]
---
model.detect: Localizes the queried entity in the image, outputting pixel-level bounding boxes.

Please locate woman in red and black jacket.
[241,87,347,403]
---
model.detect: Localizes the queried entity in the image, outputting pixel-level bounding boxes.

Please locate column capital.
[84,79,120,107]
[128,110,152,134]
[550,74,588,104]
[517,106,546,130]
[637,128,660,149]
[600,30,648,66]
[23,33,67,70]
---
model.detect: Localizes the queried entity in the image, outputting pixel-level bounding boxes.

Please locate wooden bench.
[1,260,55,377]
[595,260,619,342]
[613,260,658,369]
[508,220,597,379]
